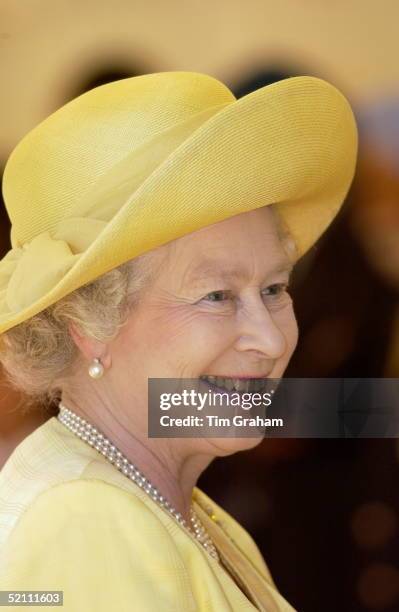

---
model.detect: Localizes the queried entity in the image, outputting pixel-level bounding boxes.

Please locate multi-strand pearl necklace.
[57,402,220,561]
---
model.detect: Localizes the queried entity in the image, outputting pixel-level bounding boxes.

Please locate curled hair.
[269,205,298,262]
[0,204,297,414]
[0,251,158,414]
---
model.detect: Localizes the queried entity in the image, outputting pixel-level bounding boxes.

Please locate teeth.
[225,379,234,391]
[252,379,262,392]
[201,375,269,393]
[216,377,224,389]
[235,379,248,392]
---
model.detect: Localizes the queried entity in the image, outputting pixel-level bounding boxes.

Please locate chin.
[205,434,265,457]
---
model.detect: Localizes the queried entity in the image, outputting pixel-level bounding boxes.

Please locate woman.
[0,71,357,611]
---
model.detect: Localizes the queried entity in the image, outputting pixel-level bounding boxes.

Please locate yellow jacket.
[0,416,296,611]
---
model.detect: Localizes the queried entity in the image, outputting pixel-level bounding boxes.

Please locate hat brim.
[0,75,357,333]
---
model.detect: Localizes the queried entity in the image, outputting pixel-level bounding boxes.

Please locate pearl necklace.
[57,402,220,561]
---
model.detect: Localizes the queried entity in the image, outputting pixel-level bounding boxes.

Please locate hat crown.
[2,72,235,247]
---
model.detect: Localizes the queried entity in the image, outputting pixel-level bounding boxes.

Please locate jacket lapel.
[193,497,287,612]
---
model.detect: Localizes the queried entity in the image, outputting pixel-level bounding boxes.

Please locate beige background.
[1,0,399,161]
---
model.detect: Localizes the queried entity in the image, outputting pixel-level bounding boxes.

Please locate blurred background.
[1,1,399,610]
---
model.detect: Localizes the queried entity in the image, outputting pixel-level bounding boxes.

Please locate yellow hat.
[0,71,357,335]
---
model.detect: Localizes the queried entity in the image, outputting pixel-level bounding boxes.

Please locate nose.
[235,293,288,359]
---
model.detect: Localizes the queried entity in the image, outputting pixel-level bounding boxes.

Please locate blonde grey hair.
[0,251,160,414]
[0,204,297,414]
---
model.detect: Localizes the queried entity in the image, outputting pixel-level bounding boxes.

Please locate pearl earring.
[88,357,104,379]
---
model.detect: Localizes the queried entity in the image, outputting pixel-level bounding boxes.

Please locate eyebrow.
[186,258,294,284]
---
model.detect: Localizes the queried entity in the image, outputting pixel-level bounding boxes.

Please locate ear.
[68,321,111,368]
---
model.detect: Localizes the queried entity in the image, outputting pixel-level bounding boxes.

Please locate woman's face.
[111,206,298,454]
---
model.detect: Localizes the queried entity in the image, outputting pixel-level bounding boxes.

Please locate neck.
[59,392,214,523]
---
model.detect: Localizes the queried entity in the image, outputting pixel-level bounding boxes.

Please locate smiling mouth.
[199,375,272,393]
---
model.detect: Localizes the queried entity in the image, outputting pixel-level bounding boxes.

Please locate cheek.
[166,308,233,356]
[149,309,233,376]
[129,300,230,359]
[187,316,233,360]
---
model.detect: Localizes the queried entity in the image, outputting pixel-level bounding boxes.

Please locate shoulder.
[0,416,119,549]
[4,478,180,553]
[1,479,196,611]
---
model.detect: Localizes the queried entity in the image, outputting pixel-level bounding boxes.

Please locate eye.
[261,283,290,300]
[199,283,290,305]
[201,290,233,303]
